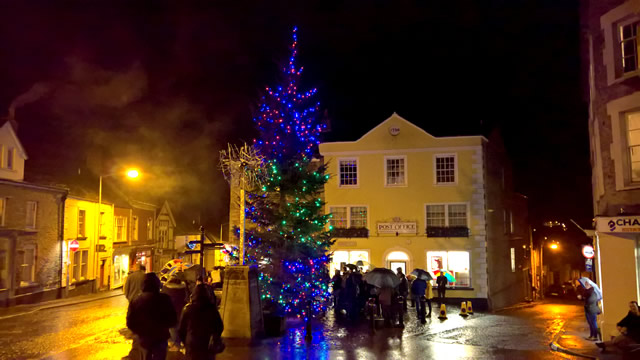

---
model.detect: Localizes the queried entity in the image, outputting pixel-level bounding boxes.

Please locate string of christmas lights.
[243,27,334,317]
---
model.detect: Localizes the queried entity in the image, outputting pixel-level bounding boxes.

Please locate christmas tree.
[245,27,334,318]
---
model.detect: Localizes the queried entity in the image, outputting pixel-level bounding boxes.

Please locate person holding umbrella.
[410,269,433,322]
[577,277,602,341]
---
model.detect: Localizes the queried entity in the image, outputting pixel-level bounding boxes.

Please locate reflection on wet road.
[0,297,582,360]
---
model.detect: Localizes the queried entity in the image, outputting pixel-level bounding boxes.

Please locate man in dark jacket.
[162,275,189,351]
[179,284,224,360]
[125,264,146,302]
[436,271,448,305]
[127,273,177,359]
[596,301,640,352]
[411,278,427,322]
[397,268,409,312]
[331,270,342,308]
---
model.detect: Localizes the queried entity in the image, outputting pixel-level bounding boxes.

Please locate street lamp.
[94,168,141,292]
[550,243,559,250]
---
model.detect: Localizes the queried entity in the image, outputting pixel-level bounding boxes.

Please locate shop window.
[426,250,470,287]
[113,254,129,287]
[330,250,370,275]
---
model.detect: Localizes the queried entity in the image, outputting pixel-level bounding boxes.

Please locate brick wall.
[0,182,65,290]
[585,0,640,216]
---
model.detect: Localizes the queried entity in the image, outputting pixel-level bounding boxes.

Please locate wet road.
[0,296,583,360]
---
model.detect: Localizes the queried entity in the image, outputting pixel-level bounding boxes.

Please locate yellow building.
[62,196,114,294]
[319,114,529,310]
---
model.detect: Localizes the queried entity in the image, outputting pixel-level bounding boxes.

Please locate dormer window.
[6,148,13,170]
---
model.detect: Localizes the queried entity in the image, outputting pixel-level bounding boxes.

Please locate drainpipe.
[59,193,67,298]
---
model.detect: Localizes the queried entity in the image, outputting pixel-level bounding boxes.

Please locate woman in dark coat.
[179,284,224,360]
[162,275,189,350]
[577,277,601,341]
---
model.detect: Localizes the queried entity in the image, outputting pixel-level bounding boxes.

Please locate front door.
[389,261,406,275]
[99,260,105,289]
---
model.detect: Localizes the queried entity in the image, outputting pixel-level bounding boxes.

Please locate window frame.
[16,245,36,286]
[132,216,139,241]
[424,202,470,229]
[5,147,14,170]
[147,218,154,241]
[115,216,127,243]
[328,205,369,229]
[337,157,359,188]
[619,18,640,74]
[384,155,408,187]
[0,198,6,227]
[434,153,458,185]
[78,209,86,238]
[25,201,37,229]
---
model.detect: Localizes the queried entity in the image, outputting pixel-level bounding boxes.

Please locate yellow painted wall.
[62,197,115,287]
[596,232,640,340]
[320,114,489,299]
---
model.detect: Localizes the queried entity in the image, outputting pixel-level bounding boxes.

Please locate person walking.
[331,270,343,308]
[596,300,640,352]
[162,275,190,352]
[127,273,178,360]
[179,284,225,360]
[424,279,433,317]
[436,271,448,305]
[577,277,601,341]
[124,263,146,302]
[411,276,427,323]
[396,268,409,312]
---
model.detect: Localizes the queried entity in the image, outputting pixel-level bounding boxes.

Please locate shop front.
[594,216,640,341]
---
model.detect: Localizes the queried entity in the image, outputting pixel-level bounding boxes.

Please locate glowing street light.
[127,169,140,179]
[93,167,142,292]
[550,243,559,250]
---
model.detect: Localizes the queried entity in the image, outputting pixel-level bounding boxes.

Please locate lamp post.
[539,237,560,298]
[94,168,140,292]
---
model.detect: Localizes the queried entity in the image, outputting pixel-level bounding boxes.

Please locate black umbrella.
[363,268,401,288]
[344,264,359,271]
[410,269,433,281]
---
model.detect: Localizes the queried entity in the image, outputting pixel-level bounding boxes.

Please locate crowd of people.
[331,266,449,327]
[123,263,224,360]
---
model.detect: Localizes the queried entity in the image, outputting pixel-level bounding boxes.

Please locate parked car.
[544,284,566,297]
[562,281,578,298]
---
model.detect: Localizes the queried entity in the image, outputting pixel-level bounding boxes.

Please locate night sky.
[0,0,590,232]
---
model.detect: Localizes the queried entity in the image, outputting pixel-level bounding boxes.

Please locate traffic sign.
[69,240,80,252]
[585,258,593,272]
[582,245,595,259]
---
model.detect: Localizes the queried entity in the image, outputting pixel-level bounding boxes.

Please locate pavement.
[0,289,124,320]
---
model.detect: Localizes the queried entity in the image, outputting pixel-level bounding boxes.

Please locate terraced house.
[319,114,530,310]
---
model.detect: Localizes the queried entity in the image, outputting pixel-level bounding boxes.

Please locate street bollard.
[367,298,377,334]
[460,301,468,317]
[438,303,448,320]
[396,295,404,327]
